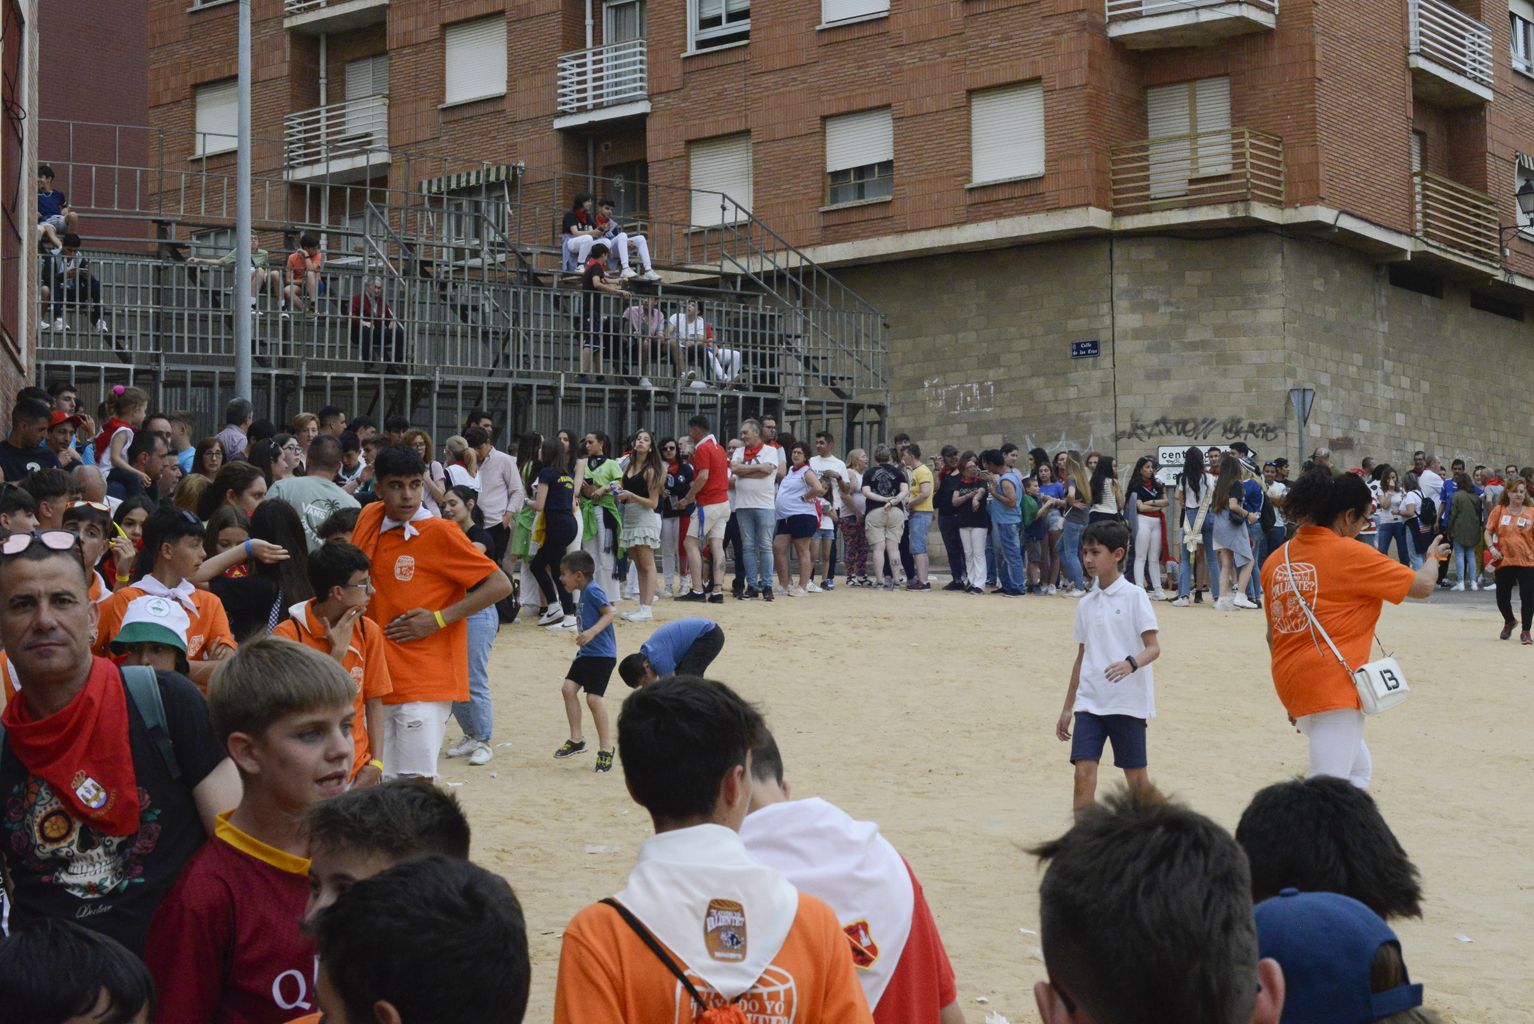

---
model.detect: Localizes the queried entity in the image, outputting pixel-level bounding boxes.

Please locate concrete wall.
[839,232,1534,469]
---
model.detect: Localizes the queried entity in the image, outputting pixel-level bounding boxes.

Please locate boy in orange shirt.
[271,541,392,788]
[350,446,511,780]
[553,677,873,1023]
[94,508,236,690]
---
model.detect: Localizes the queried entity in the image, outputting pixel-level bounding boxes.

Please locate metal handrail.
[556,39,648,114]
[1110,127,1285,214]
[1413,170,1499,263]
[1105,0,1275,19]
[284,95,389,169]
[1408,0,1493,86]
[283,0,382,13]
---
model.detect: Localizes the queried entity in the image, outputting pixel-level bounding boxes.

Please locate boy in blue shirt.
[617,618,726,687]
[554,550,618,772]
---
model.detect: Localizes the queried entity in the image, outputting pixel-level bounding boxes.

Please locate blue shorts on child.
[1069,712,1148,769]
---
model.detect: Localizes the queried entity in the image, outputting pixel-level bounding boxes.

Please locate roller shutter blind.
[194,80,237,156]
[444,17,507,105]
[970,81,1044,184]
[825,108,893,173]
[689,134,752,227]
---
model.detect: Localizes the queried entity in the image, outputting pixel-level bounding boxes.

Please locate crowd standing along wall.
[842,233,1534,468]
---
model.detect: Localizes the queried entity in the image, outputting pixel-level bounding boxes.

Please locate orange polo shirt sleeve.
[351,503,498,704]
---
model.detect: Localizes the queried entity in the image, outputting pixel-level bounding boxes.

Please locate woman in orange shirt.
[1483,476,1534,644]
[1261,467,1447,788]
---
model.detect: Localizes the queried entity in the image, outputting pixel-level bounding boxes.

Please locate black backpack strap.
[599,897,711,1011]
[121,665,180,781]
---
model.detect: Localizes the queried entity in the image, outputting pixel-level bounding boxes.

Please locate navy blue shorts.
[1069,712,1148,769]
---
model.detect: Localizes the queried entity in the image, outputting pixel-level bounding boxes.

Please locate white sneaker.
[38,319,52,332]
[1068,588,1087,598]
[621,605,654,622]
[546,615,578,632]
[96,318,109,333]
[680,575,692,593]
[536,606,564,626]
[1452,582,1465,592]
[1233,595,1259,610]
[787,586,807,597]
[1469,580,1479,591]
[51,317,67,331]
[468,742,493,766]
[620,267,638,279]
[688,379,709,390]
[446,735,479,758]
[641,269,662,282]
[1152,590,1169,601]
[638,376,655,389]
[805,581,822,593]
[1171,596,1190,607]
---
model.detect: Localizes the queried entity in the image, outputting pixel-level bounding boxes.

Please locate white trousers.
[706,345,742,382]
[1297,708,1372,788]
[608,231,652,271]
[382,700,453,780]
[660,516,682,583]
[564,234,594,268]
[1135,514,1164,592]
[960,527,989,589]
[582,512,620,599]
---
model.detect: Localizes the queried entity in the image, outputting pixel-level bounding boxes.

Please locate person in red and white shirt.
[741,729,963,1024]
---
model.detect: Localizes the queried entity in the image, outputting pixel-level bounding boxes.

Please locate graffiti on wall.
[1023,429,1102,456]
[924,379,995,415]
[1113,415,1283,444]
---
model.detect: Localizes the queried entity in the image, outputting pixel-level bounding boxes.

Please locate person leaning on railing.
[186,236,284,315]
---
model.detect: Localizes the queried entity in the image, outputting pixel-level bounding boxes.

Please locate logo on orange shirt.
[842,919,880,969]
[1269,560,1318,634]
[704,898,747,962]
[393,555,416,582]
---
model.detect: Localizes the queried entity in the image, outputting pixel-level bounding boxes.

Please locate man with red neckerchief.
[0,531,239,956]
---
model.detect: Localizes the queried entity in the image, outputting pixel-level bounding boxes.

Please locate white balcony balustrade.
[1408,0,1493,105]
[284,95,390,183]
[555,39,649,127]
[283,0,389,34]
[1105,0,1276,49]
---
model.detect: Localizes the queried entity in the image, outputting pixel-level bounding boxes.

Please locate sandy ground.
[444,584,1533,1024]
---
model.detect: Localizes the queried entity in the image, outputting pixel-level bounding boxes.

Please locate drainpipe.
[319,33,329,246]
[586,0,594,48]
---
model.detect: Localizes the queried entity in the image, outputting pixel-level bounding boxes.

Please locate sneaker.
[546,615,577,632]
[95,318,109,334]
[689,379,709,390]
[1469,580,1479,592]
[620,267,638,280]
[51,317,67,331]
[1523,631,1534,647]
[677,590,707,602]
[1171,596,1190,607]
[446,735,479,758]
[806,581,822,593]
[1500,623,1514,640]
[554,739,587,759]
[1194,590,1205,604]
[536,606,564,626]
[1151,590,1169,601]
[1068,588,1087,598]
[741,586,759,600]
[905,581,927,591]
[1451,582,1465,592]
[621,605,654,622]
[943,580,966,592]
[595,749,615,772]
[787,585,806,597]
[708,592,724,604]
[638,376,655,389]
[821,578,836,591]
[641,269,662,282]
[856,576,872,588]
[761,586,774,602]
[1217,596,1236,611]
[1233,595,1259,610]
[468,742,493,766]
[279,310,291,320]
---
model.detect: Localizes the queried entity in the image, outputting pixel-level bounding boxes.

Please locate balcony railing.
[1408,0,1493,94]
[284,95,389,176]
[1414,171,1499,264]
[556,39,648,115]
[1110,127,1284,215]
[283,0,389,33]
[1105,0,1276,47]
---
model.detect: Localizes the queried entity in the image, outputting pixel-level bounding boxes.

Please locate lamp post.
[1498,179,1534,256]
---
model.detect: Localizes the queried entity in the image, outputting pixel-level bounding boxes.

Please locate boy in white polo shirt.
[1055,519,1162,811]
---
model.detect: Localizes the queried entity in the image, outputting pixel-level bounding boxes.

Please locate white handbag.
[1282,544,1410,716]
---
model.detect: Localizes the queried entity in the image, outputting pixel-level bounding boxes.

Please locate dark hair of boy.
[124,429,161,468]
[1031,788,1281,1024]
[62,500,112,535]
[248,419,278,444]
[464,409,491,430]
[0,483,37,518]
[616,652,648,689]
[1235,775,1422,921]
[981,448,1004,469]
[317,506,360,541]
[0,918,156,1024]
[372,444,426,479]
[687,413,710,432]
[20,467,76,506]
[303,779,471,862]
[132,508,203,580]
[384,414,411,433]
[463,426,489,449]
[1081,518,1130,553]
[11,396,50,427]
[749,729,786,785]
[208,637,356,748]
[60,232,81,249]
[560,548,595,579]
[313,856,529,1024]
[306,540,371,600]
[38,162,54,178]
[319,405,345,427]
[617,675,766,824]
[299,232,319,249]
[347,416,376,434]
[338,429,361,454]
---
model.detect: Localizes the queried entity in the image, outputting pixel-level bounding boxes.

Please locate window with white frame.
[822,0,887,25]
[193,80,237,157]
[1145,76,1231,199]
[969,81,1045,186]
[689,134,753,226]
[1513,0,1534,75]
[825,108,893,206]
[442,183,509,248]
[1518,163,1534,233]
[692,0,749,50]
[443,17,507,106]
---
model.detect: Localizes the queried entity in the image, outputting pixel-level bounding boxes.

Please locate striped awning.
[419,163,522,195]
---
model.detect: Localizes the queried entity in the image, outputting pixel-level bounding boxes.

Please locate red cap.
[48,410,82,429]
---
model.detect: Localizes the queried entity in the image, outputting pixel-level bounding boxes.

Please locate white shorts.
[687,501,730,543]
[382,700,453,780]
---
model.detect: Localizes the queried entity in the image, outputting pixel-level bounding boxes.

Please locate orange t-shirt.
[93,586,237,685]
[286,248,323,283]
[1262,526,1417,718]
[271,599,394,776]
[554,892,874,1024]
[1486,505,1534,567]
[349,502,499,704]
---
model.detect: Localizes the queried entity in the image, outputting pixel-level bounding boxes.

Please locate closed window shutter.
[822,0,888,24]
[346,54,388,98]
[444,17,507,105]
[690,134,753,226]
[825,108,893,173]
[1146,81,1192,198]
[970,81,1044,184]
[1192,76,1231,176]
[1515,0,1534,21]
[194,80,237,156]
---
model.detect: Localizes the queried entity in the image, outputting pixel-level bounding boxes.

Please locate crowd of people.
[0,374,1513,1022]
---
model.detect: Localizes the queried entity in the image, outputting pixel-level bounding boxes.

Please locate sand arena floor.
[443,585,1532,1023]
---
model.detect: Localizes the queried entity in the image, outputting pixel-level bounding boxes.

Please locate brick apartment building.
[141,0,1534,464]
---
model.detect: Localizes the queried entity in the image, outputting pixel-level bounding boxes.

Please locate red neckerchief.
[0,656,141,836]
[742,443,765,463]
[93,417,132,461]
[585,257,605,273]
[576,209,592,226]
[596,213,612,230]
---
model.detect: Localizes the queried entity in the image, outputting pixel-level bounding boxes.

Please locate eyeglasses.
[69,500,111,513]
[343,578,375,594]
[0,530,81,557]
[282,444,302,454]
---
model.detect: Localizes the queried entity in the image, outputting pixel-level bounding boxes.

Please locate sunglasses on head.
[69,500,111,512]
[0,530,81,557]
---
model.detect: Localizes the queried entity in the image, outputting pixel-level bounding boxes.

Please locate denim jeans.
[735,507,775,588]
[1260,524,1287,569]
[1376,521,1411,565]
[1058,518,1086,590]
[1177,510,1221,599]
[452,605,499,741]
[1246,523,1264,602]
[993,518,1025,590]
[1453,542,1477,584]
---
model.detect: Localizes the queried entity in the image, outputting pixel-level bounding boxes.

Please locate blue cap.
[1256,889,1424,1024]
